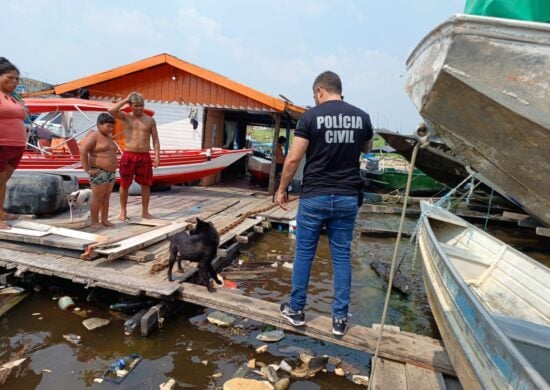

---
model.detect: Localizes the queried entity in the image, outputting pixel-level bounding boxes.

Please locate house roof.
[33,53,305,119]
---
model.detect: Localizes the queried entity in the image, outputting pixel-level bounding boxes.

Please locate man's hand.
[275,189,288,210]
[154,155,160,168]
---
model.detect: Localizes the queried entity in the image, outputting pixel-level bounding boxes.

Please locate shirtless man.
[80,113,118,228]
[108,92,160,220]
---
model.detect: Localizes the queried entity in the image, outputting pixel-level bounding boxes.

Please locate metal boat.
[418,201,549,389]
[406,14,550,226]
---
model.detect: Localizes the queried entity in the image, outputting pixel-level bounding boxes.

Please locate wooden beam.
[536,227,550,237]
[90,222,189,260]
[268,113,281,196]
[177,282,455,375]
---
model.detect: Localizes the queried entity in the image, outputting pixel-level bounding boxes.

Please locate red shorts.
[119,151,153,189]
[0,145,25,172]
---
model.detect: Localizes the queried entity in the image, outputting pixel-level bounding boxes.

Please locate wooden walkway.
[0,185,460,388]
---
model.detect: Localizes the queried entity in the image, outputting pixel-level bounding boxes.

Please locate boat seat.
[492,313,550,350]
[439,242,490,266]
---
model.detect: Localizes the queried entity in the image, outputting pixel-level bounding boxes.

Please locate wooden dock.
[0,185,460,388]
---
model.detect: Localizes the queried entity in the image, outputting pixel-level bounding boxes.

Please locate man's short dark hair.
[0,57,19,76]
[313,71,342,95]
[97,112,115,125]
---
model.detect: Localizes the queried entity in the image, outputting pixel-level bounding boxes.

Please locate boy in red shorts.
[109,92,160,220]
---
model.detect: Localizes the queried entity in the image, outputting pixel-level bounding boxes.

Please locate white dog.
[66,189,92,222]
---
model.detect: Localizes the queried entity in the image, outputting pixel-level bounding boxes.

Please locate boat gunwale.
[418,202,549,388]
[406,13,550,69]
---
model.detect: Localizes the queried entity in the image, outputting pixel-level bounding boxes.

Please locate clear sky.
[3,0,464,133]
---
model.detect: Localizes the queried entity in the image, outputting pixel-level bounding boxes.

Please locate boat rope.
[395,174,481,275]
[368,140,421,389]
[368,131,478,387]
[483,188,495,232]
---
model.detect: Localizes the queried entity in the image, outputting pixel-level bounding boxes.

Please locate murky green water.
[1,212,548,389]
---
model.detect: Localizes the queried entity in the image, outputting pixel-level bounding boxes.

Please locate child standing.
[80,113,118,228]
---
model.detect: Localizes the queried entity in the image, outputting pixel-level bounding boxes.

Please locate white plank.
[0,227,50,237]
[7,220,103,242]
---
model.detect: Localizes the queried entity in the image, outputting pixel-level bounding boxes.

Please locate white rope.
[368,160,477,386]
[367,141,420,389]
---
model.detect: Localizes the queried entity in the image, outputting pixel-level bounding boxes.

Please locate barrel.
[4,173,78,215]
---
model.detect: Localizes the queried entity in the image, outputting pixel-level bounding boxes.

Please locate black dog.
[167,218,222,292]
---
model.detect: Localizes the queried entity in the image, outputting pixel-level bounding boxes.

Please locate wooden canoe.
[418,201,549,389]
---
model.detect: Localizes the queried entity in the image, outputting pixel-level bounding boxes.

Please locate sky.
[3,0,464,133]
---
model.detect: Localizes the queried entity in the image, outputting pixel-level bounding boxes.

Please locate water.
[1,213,548,389]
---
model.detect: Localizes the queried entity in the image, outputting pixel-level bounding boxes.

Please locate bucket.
[288,220,297,239]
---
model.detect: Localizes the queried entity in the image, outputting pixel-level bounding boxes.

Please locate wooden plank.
[405,363,447,390]
[371,358,407,390]
[502,211,530,221]
[536,227,550,237]
[177,282,455,375]
[92,222,189,260]
[0,228,49,237]
[0,231,95,251]
[122,251,156,262]
[7,220,105,241]
[0,247,180,297]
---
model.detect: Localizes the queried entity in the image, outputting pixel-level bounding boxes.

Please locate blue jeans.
[290,194,358,318]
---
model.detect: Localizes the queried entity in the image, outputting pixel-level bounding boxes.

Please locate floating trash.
[58,296,76,311]
[82,317,110,331]
[223,378,273,390]
[255,345,268,354]
[100,353,141,384]
[206,311,235,327]
[256,329,284,342]
[62,334,82,345]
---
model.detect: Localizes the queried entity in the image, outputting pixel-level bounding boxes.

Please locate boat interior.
[427,212,550,381]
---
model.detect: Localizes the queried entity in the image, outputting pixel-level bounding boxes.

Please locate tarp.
[465,0,550,22]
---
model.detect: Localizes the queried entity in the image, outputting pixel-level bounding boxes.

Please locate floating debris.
[291,356,328,378]
[232,364,249,378]
[339,360,361,375]
[370,260,411,294]
[223,377,273,390]
[63,334,82,345]
[1,358,27,370]
[278,360,292,373]
[255,345,268,354]
[273,377,290,390]
[93,378,103,384]
[159,378,176,390]
[282,262,293,270]
[352,374,369,386]
[212,372,222,378]
[58,296,76,311]
[277,346,306,355]
[124,308,148,335]
[256,330,284,343]
[32,313,41,316]
[41,368,52,373]
[82,317,110,331]
[260,365,278,383]
[201,360,208,366]
[247,359,256,369]
[334,367,345,376]
[207,311,236,327]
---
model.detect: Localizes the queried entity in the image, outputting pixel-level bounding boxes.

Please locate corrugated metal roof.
[51,53,305,118]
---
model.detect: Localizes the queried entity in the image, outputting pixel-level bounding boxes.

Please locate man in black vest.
[276,71,373,336]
